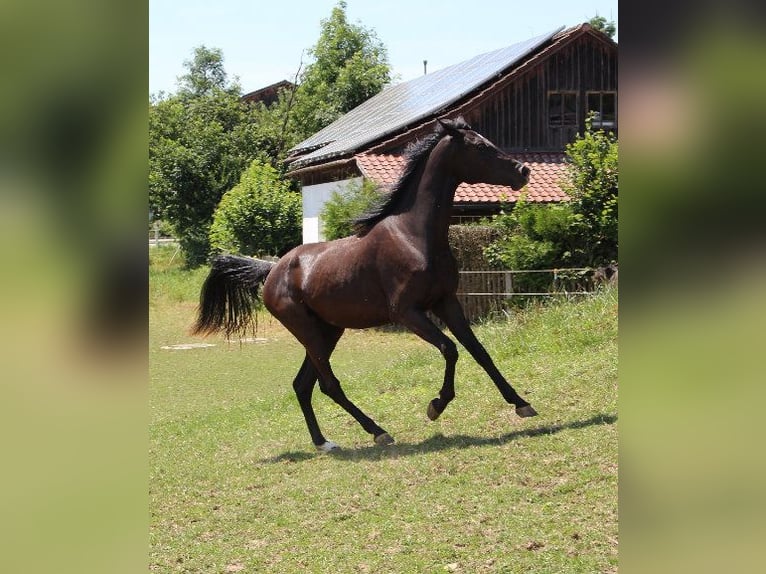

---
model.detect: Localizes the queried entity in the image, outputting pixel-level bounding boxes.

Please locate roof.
[241,80,294,106]
[355,152,570,204]
[287,26,565,170]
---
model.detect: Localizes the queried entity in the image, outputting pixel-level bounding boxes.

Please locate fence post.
[504,271,513,298]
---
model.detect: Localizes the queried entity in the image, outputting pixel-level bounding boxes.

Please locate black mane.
[353,118,471,234]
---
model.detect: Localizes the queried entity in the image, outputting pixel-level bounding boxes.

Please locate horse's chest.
[401,261,459,303]
[426,267,459,298]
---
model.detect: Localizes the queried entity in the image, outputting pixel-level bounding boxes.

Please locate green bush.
[485,200,572,269]
[321,179,380,240]
[485,199,573,269]
[486,115,618,277]
[562,116,618,265]
[149,86,272,267]
[209,160,302,257]
[484,201,564,293]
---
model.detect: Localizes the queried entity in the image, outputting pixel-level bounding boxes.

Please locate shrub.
[209,160,302,257]
[486,115,618,278]
[448,225,501,270]
[321,179,380,240]
[562,116,618,265]
[484,198,573,270]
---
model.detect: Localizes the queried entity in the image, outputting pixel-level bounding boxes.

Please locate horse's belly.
[307,289,391,329]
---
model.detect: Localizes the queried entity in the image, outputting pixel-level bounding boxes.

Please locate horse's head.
[437,117,530,190]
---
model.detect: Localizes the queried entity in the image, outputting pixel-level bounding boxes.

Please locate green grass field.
[150,245,618,573]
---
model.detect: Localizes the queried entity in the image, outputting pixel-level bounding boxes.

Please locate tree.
[562,115,618,265]
[149,46,271,266]
[292,1,391,139]
[321,179,380,240]
[149,5,394,265]
[209,160,302,257]
[177,46,232,98]
[589,15,617,39]
[244,88,304,165]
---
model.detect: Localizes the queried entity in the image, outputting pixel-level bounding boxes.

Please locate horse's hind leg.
[292,355,338,452]
[311,329,394,446]
[316,368,394,446]
[282,309,393,447]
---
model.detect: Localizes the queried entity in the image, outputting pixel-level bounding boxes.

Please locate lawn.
[150,245,618,573]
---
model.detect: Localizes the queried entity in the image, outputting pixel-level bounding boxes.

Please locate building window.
[587,92,617,130]
[548,91,578,127]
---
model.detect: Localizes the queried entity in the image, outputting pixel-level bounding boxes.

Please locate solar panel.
[288,26,564,169]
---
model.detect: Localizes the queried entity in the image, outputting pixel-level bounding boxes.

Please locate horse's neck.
[397,155,457,245]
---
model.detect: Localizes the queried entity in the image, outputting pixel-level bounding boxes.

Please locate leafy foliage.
[562,116,619,265]
[177,46,231,98]
[485,200,573,269]
[149,47,291,266]
[244,89,303,164]
[589,15,617,39]
[292,1,391,140]
[321,178,381,240]
[484,200,575,292]
[209,160,302,257]
[150,3,394,266]
[485,116,618,279]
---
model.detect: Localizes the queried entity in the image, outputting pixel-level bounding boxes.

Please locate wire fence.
[456,267,617,320]
[457,268,598,296]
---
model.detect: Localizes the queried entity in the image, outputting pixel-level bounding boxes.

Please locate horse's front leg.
[396,309,459,420]
[433,296,537,418]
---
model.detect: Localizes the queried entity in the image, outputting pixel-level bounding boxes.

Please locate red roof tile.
[355,153,570,205]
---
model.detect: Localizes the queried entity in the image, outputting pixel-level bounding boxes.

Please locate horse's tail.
[192,254,276,339]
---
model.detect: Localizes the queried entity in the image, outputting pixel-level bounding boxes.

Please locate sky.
[150,0,618,97]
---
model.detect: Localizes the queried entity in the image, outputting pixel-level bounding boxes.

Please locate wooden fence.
[456,268,607,321]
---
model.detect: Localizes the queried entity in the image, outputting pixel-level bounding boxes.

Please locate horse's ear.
[437,117,463,137]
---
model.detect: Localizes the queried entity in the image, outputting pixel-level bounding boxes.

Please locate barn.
[284,23,617,243]
[241,80,295,107]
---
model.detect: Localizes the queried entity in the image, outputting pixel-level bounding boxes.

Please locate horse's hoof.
[516,404,538,418]
[316,440,340,453]
[427,400,441,421]
[374,433,395,446]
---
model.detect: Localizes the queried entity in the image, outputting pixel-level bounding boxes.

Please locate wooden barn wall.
[470,35,617,151]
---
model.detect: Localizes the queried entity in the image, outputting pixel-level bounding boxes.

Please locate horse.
[193,117,538,452]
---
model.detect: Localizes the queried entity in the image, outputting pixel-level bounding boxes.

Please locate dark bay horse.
[194,117,538,452]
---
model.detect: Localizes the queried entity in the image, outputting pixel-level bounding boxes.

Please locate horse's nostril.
[521,166,530,178]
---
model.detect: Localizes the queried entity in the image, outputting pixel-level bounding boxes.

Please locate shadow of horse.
[259,413,617,464]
